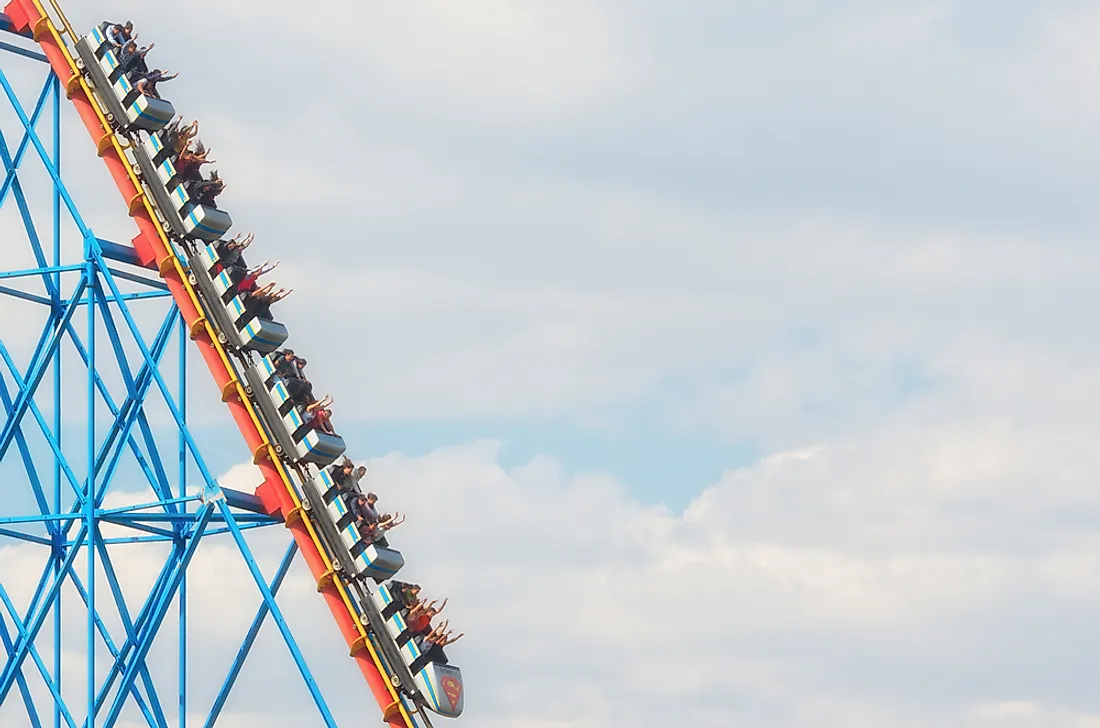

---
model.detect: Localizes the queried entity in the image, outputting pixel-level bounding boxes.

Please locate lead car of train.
[74,23,464,720]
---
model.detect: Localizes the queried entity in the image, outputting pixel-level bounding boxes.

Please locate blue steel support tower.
[0,17,340,728]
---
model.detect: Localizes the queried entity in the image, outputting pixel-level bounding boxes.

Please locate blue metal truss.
[0,28,338,728]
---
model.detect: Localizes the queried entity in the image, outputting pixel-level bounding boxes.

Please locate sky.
[5,0,1100,725]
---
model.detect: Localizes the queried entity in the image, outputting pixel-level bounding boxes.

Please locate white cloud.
[973,701,1042,720]
[7,435,1100,726]
[346,0,638,122]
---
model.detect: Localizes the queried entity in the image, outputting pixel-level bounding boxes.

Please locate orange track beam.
[3,2,410,724]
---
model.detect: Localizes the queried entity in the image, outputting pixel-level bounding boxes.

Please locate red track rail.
[2,1,412,723]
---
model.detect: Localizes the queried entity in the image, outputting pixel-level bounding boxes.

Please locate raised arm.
[306,396,333,412]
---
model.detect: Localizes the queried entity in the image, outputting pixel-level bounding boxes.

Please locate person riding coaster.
[368,581,465,715]
[77,25,177,133]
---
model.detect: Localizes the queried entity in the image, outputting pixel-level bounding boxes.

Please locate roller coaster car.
[301,468,405,582]
[187,243,289,354]
[373,584,465,718]
[242,354,347,467]
[131,132,233,242]
[75,26,174,132]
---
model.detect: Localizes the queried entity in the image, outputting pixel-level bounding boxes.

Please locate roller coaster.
[0,1,464,725]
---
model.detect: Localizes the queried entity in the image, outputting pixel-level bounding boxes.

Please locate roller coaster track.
[1,1,427,725]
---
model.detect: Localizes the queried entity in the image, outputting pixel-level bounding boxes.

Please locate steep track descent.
[1,2,449,725]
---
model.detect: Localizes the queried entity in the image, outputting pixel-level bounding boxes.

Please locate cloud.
[339,0,639,122]
[6,408,1100,726]
[8,436,1100,726]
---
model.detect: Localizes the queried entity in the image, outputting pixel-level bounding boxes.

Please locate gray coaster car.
[374,584,465,717]
[132,133,232,242]
[303,467,405,582]
[75,26,174,132]
[188,243,289,354]
[242,354,347,467]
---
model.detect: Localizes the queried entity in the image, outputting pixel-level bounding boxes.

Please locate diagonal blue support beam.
[87,536,188,715]
[0,38,46,62]
[0,285,53,305]
[0,70,96,238]
[67,290,174,306]
[0,74,53,211]
[99,503,215,727]
[87,523,273,540]
[0,366,54,524]
[0,288,72,514]
[102,290,174,303]
[203,541,298,728]
[98,534,176,546]
[93,531,170,728]
[0,77,65,306]
[51,312,181,524]
[15,557,59,644]
[98,496,202,517]
[0,527,52,546]
[105,267,169,291]
[217,500,338,727]
[96,518,178,540]
[0,340,87,507]
[0,586,78,728]
[98,239,142,267]
[0,263,83,281]
[85,298,178,508]
[0,524,87,704]
[0,511,276,527]
[0,275,87,462]
[90,285,177,509]
[0,514,82,525]
[103,513,276,524]
[0,607,46,728]
[66,570,162,728]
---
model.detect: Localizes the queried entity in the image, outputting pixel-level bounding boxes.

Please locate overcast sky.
[6,1,1100,726]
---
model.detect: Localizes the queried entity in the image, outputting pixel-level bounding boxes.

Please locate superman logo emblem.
[441,675,462,711]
